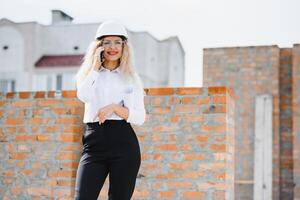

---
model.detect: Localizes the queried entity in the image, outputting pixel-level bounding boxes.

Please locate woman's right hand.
[93,46,105,70]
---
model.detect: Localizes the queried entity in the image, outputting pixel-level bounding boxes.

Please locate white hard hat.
[95,20,129,40]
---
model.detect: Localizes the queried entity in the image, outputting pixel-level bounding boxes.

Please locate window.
[56,74,62,91]
[0,80,15,93]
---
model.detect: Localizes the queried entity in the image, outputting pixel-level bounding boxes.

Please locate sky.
[1,0,300,86]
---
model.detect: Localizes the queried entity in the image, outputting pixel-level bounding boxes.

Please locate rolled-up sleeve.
[124,79,146,126]
[76,69,99,103]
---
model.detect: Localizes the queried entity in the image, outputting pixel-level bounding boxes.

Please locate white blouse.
[76,66,146,125]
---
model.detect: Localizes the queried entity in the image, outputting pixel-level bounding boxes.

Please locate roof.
[35,55,84,67]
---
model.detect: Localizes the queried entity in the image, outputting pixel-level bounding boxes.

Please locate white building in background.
[0,10,185,93]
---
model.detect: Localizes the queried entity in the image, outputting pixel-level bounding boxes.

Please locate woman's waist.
[86,119,127,125]
[85,119,131,131]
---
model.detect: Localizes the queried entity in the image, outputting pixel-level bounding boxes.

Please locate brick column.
[293,44,300,199]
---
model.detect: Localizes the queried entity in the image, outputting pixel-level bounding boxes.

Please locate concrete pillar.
[254,94,273,200]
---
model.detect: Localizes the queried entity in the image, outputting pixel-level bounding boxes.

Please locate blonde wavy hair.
[75,37,142,88]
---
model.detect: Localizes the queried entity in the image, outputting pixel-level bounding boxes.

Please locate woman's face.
[102,36,124,61]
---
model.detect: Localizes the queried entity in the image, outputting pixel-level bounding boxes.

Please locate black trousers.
[74,120,141,200]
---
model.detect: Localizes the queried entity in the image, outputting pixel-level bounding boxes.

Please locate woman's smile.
[107,51,118,56]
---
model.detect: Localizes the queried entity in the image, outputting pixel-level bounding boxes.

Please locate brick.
[62,91,77,98]
[52,107,83,115]
[146,88,174,95]
[9,152,29,160]
[215,135,226,142]
[181,144,191,151]
[168,116,179,123]
[168,181,192,189]
[154,125,177,132]
[156,144,177,151]
[156,173,176,179]
[15,135,37,141]
[213,96,226,104]
[47,179,58,187]
[29,118,52,125]
[214,172,226,180]
[152,133,162,141]
[169,162,191,170]
[56,117,81,124]
[208,87,227,94]
[151,97,162,106]
[183,171,205,179]
[174,105,199,113]
[63,99,82,106]
[59,134,81,142]
[37,99,61,107]
[22,169,33,176]
[62,162,79,169]
[151,107,171,114]
[34,91,45,98]
[196,97,210,105]
[210,144,226,152]
[44,126,60,133]
[57,180,74,186]
[17,161,25,168]
[56,152,79,160]
[48,170,76,178]
[6,92,15,98]
[27,187,52,196]
[32,108,44,116]
[5,118,24,125]
[31,162,43,169]
[141,153,148,161]
[132,189,150,198]
[143,163,159,170]
[196,135,209,142]
[169,96,181,104]
[183,191,205,199]
[53,188,72,197]
[37,135,50,141]
[203,105,226,113]
[199,162,226,169]
[153,154,163,160]
[11,187,22,195]
[185,115,204,122]
[2,170,14,177]
[0,100,6,106]
[12,100,34,107]
[168,134,177,141]
[157,191,175,198]
[63,126,83,134]
[201,125,226,132]
[197,182,227,190]
[184,154,205,161]
[19,92,31,99]
[47,91,56,98]
[213,153,227,161]
[175,87,203,95]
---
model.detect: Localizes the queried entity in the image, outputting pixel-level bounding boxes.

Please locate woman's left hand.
[93,104,117,124]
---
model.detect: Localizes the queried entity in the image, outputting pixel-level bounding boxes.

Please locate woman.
[74,20,146,200]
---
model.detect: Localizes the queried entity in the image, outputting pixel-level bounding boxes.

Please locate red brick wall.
[279,48,294,199]
[203,46,280,200]
[0,87,235,200]
[293,44,300,199]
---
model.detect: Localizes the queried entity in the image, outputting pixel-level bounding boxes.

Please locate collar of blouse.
[99,66,121,73]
